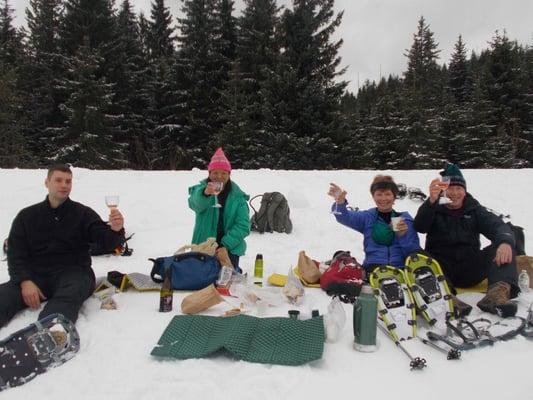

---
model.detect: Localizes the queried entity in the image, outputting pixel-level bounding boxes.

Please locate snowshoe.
[369,266,417,341]
[407,187,427,201]
[0,313,80,391]
[522,303,533,338]
[427,316,526,351]
[405,252,454,326]
[396,183,407,200]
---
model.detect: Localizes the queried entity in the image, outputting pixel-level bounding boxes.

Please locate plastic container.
[353,284,377,352]
[518,269,530,293]
[216,266,234,288]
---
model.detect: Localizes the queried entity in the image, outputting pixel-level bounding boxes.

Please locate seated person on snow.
[413,163,518,317]
[188,148,250,272]
[329,175,421,274]
[0,164,126,327]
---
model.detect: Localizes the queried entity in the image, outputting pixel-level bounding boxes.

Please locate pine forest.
[0,0,532,170]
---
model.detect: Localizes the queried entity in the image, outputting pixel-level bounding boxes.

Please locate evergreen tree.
[219,0,236,62]
[177,0,232,166]
[20,0,64,165]
[448,35,472,103]
[262,0,348,169]
[144,0,189,169]
[55,40,125,168]
[115,0,155,169]
[361,78,407,169]
[219,0,280,166]
[400,16,445,168]
[0,0,22,66]
[147,0,175,59]
[60,0,117,57]
[482,31,530,167]
[0,62,30,167]
[404,16,441,96]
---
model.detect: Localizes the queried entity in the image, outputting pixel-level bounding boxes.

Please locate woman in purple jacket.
[329,175,421,273]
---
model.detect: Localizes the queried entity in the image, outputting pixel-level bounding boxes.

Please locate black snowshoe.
[0,313,80,391]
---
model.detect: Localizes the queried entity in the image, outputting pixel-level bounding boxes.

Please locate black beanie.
[440,164,466,189]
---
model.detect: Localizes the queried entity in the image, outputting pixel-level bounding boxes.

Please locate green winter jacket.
[188,179,250,256]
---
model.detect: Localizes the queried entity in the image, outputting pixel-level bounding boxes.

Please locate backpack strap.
[249,194,263,216]
[150,257,174,284]
[251,193,273,233]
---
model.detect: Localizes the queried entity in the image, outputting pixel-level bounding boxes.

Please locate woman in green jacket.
[188,148,250,271]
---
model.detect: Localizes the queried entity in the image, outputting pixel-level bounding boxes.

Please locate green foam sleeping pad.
[151,314,324,366]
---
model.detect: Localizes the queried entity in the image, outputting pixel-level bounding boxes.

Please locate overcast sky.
[9,0,533,93]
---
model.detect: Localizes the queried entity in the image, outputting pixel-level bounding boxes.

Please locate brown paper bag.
[181,284,223,314]
[297,251,321,284]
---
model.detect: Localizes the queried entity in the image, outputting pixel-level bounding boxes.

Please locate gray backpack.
[250,192,293,234]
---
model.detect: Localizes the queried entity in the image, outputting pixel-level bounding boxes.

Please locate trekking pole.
[419,337,461,360]
[377,323,427,370]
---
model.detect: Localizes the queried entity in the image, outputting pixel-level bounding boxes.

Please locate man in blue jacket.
[0,164,126,326]
[414,164,518,317]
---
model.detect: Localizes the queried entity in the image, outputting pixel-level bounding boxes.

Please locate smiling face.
[208,169,230,185]
[45,170,72,207]
[372,189,395,212]
[445,185,466,209]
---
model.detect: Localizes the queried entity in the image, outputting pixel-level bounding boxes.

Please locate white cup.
[391,216,403,232]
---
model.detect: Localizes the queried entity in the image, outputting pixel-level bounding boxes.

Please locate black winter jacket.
[413,193,515,270]
[7,197,125,284]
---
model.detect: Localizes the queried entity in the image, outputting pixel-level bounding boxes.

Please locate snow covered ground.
[1,167,532,399]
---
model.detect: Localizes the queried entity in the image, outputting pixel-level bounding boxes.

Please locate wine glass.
[212,182,223,208]
[438,176,451,205]
[328,184,342,215]
[105,195,120,209]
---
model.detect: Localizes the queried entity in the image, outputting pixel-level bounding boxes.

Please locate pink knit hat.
[208,147,232,172]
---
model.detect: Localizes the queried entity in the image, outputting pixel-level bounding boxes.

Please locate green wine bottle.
[159,267,173,312]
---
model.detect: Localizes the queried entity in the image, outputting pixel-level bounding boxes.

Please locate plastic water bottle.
[353,284,377,352]
[518,269,530,293]
[254,254,263,286]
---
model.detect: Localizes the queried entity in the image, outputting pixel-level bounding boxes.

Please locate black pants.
[229,253,241,273]
[0,266,95,327]
[438,244,518,297]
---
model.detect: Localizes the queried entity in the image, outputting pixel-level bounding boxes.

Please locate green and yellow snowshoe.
[405,252,454,325]
[369,265,417,341]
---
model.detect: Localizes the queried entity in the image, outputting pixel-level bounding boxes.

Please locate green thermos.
[353,284,378,352]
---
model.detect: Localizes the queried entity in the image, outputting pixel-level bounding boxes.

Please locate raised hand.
[108,208,124,232]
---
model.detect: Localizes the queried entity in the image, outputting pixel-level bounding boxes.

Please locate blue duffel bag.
[150,252,221,290]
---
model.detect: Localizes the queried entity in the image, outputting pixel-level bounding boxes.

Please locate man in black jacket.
[0,165,126,326]
[414,164,518,317]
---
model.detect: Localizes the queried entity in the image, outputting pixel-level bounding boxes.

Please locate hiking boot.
[477,281,517,318]
[50,330,68,347]
[452,295,472,318]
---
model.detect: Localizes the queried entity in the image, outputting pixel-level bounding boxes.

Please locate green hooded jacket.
[188,179,250,256]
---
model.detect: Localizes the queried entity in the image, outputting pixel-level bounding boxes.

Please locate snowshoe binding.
[405,252,454,326]
[0,313,80,391]
[427,315,526,351]
[369,265,417,341]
